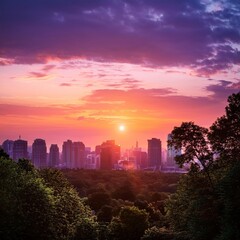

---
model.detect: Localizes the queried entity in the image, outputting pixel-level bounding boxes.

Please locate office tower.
[167,134,181,168]
[147,138,162,170]
[62,140,73,168]
[13,138,28,161]
[99,140,120,170]
[32,139,47,168]
[2,139,14,159]
[62,140,86,168]
[72,142,85,168]
[49,144,60,168]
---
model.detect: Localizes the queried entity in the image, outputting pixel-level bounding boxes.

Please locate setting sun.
[119,125,126,132]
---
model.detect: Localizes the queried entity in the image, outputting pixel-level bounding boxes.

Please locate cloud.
[0,57,14,65]
[29,72,48,78]
[42,64,56,71]
[80,87,226,124]
[105,78,141,89]
[206,80,240,99]
[60,83,72,86]
[1,0,240,74]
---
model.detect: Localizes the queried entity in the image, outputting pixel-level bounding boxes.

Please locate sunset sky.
[1,0,240,150]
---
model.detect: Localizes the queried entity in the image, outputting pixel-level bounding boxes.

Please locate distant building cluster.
[1,135,185,172]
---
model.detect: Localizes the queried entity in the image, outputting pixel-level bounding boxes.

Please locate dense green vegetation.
[166,92,240,240]
[0,92,239,239]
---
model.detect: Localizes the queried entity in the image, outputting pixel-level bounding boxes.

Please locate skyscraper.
[72,142,85,168]
[32,139,47,168]
[13,139,28,161]
[147,138,162,170]
[49,144,60,168]
[62,140,86,168]
[2,139,14,159]
[62,140,72,168]
[99,140,120,170]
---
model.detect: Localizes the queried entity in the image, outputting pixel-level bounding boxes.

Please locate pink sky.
[1,0,240,151]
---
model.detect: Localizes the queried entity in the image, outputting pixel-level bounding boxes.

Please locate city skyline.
[2,136,169,171]
[1,0,240,150]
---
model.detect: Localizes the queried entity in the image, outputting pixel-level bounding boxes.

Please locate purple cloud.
[1,0,240,74]
[206,80,240,99]
[42,64,56,71]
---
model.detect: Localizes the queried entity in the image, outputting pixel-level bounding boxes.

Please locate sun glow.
[119,124,126,132]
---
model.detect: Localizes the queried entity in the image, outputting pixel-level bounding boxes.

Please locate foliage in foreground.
[166,92,240,240]
[0,156,96,240]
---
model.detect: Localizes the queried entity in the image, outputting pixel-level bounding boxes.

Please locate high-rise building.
[62,140,86,168]
[32,139,47,168]
[72,142,85,168]
[13,139,28,161]
[2,139,14,159]
[62,140,73,168]
[147,138,162,170]
[49,144,59,168]
[99,140,120,170]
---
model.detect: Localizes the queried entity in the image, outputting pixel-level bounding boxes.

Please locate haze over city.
[1,0,240,150]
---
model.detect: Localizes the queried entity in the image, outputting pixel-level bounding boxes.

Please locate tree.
[87,191,111,212]
[0,157,98,240]
[141,227,176,240]
[166,92,240,240]
[166,173,220,240]
[40,168,97,240]
[168,122,214,187]
[0,157,55,240]
[108,206,149,240]
[209,92,240,163]
[217,159,240,240]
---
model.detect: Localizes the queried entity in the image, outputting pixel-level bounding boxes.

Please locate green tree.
[166,173,220,240]
[209,92,240,163]
[168,122,214,186]
[166,92,240,240]
[87,191,111,212]
[216,160,240,240]
[109,206,149,240]
[168,122,213,170]
[141,227,176,240]
[0,157,98,240]
[0,157,55,240]
[40,168,97,239]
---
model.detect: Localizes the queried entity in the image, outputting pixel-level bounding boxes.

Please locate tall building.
[62,140,73,168]
[13,139,28,161]
[147,138,162,170]
[99,140,120,170]
[62,140,86,168]
[2,139,14,159]
[72,142,85,168]
[49,144,60,168]
[32,139,47,168]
